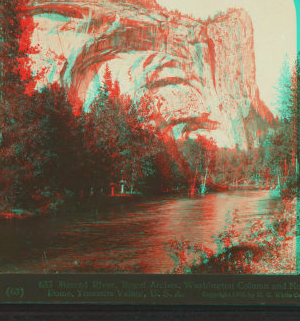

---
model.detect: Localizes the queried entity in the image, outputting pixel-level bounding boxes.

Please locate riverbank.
[0,186,280,221]
[165,196,297,274]
[0,177,278,221]
[0,187,200,220]
[0,190,286,274]
[249,197,297,274]
[0,193,151,220]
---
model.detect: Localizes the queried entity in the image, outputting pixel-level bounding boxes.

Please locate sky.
[155,0,297,115]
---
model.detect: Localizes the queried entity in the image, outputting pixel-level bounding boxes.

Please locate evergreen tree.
[86,71,171,194]
[103,63,113,96]
[0,0,35,104]
[0,82,87,211]
[263,53,299,196]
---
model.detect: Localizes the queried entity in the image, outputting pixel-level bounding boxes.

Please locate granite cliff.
[25,0,275,149]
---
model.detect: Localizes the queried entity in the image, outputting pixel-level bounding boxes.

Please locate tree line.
[0,0,298,215]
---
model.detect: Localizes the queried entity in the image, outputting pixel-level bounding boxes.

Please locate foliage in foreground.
[164,199,296,274]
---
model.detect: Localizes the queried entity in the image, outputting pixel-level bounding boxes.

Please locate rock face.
[25,0,274,149]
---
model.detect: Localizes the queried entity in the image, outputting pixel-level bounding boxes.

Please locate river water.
[0,190,282,273]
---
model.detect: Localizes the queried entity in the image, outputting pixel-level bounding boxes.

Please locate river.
[0,190,282,273]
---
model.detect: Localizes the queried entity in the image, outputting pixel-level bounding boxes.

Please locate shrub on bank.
[164,198,296,274]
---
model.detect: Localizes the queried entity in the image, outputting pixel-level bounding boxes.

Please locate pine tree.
[87,78,169,194]
[264,53,299,196]
[0,0,35,104]
[103,63,113,96]
[0,77,91,211]
[0,0,38,210]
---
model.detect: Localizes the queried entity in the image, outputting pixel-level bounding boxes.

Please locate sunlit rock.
[25,0,275,149]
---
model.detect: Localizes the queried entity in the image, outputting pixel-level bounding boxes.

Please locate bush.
[164,200,296,274]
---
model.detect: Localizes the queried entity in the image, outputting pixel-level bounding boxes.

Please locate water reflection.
[0,191,282,273]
